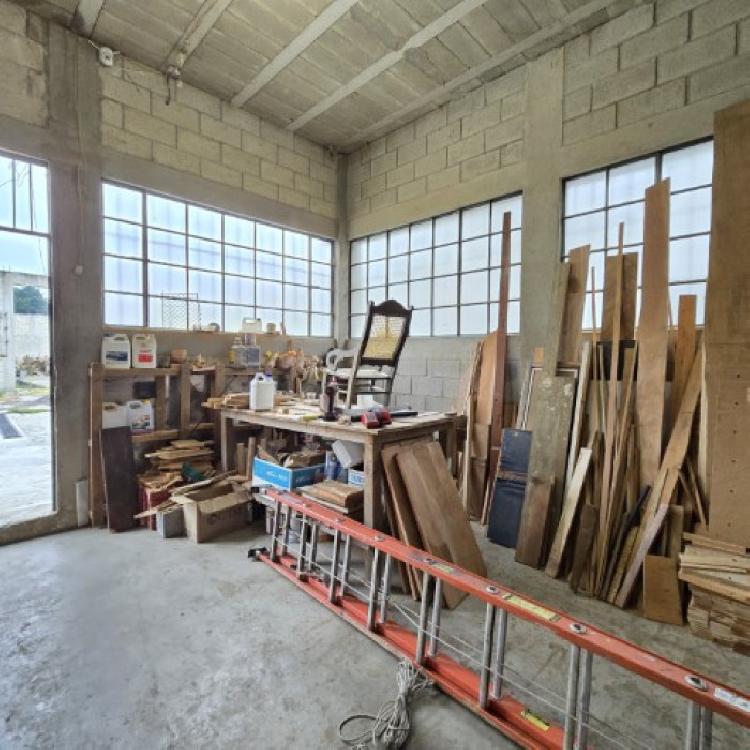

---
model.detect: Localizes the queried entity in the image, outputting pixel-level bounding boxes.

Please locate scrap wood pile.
[144,438,215,474]
[382,439,486,608]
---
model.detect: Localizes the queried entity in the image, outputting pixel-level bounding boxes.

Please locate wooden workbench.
[214,407,458,533]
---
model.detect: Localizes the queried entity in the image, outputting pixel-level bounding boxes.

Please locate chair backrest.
[359,300,412,367]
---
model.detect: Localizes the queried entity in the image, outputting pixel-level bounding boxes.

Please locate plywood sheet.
[100,426,138,532]
[559,246,590,366]
[515,475,553,568]
[602,252,637,341]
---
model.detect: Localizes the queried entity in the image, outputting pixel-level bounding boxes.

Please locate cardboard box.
[253,457,325,490]
[347,468,365,488]
[174,481,249,543]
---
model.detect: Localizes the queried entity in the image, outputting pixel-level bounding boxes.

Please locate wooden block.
[643,555,683,625]
[515,475,553,568]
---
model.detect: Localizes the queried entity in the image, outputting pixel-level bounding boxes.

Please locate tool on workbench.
[361,405,392,429]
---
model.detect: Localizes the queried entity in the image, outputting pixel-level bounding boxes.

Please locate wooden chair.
[325,300,412,409]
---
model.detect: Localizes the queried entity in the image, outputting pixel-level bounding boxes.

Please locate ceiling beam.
[338,0,617,150]
[163,0,235,70]
[70,0,104,37]
[231,0,360,109]
[288,0,488,132]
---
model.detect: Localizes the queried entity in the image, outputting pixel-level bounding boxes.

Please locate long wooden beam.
[70,0,104,37]
[163,0,235,70]
[232,0,361,108]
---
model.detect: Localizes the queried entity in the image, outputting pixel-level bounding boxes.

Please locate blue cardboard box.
[253,457,326,490]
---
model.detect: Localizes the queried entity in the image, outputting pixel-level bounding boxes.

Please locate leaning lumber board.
[644,555,683,625]
[559,246,590,366]
[515,475,553,568]
[637,180,670,489]
[602,252,637,342]
[570,503,597,593]
[545,447,592,578]
[565,340,592,490]
[669,295,697,431]
[543,262,571,377]
[100,426,138,532]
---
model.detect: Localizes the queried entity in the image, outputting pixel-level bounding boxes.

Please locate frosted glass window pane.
[284,310,308,335]
[257,223,282,252]
[188,237,221,270]
[608,158,655,204]
[461,271,488,304]
[257,280,282,307]
[351,263,367,289]
[105,257,142,293]
[311,238,331,263]
[105,292,142,326]
[507,300,520,334]
[351,289,368,315]
[30,165,49,233]
[492,196,522,231]
[257,251,282,279]
[461,204,489,239]
[663,141,713,191]
[148,229,184,264]
[149,263,186,295]
[312,262,331,289]
[409,279,430,308]
[411,308,430,336]
[411,220,432,250]
[388,283,408,306]
[435,243,458,275]
[190,270,221,301]
[284,257,308,285]
[434,307,457,335]
[433,275,457,305]
[369,233,387,260]
[285,230,308,258]
[435,213,459,245]
[565,172,605,215]
[284,283,307,310]
[225,306,255,332]
[351,315,366,337]
[389,254,408,282]
[105,219,141,258]
[352,238,367,264]
[225,245,253,276]
[588,251,606,292]
[225,215,253,246]
[104,183,142,223]
[670,188,711,236]
[460,304,487,335]
[147,195,185,231]
[368,259,386,287]
[461,237,488,272]
[14,162,32,231]
[311,288,331,312]
[564,212,605,251]
[188,205,221,239]
[195,302,222,329]
[368,286,386,304]
[311,314,331,336]
[410,249,432,279]
[0,158,13,226]
[669,283,706,325]
[225,275,253,305]
[670,236,709,282]
[490,268,499,300]
[389,226,409,255]
[257,307,283,327]
[489,231,521,266]
[607,202,644,247]
[509,265,521,299]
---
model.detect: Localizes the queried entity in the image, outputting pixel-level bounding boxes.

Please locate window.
[350,194,522,337]
[102,182,334,336]
[563,140,712,327]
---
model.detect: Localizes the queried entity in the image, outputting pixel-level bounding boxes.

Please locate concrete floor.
[1,523,748,749]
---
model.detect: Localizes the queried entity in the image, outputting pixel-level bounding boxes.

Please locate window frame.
[561,137,713,328]
[349,192,523,338]
[101,180,335,336]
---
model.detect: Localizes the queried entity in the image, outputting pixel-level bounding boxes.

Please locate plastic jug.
[250,373,275,411]
[101,334,131,369]
[131,333,157,368]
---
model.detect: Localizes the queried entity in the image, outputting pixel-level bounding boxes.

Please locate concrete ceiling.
[17,0,643,151]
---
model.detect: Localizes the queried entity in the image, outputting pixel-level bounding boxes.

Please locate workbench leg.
[363,441,385,533]
[439,423,458,477]
[220,414,237,472]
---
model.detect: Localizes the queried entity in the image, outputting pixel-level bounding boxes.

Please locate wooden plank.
[461,341,483,512]
[607,526,638,602]
[566,340,592,490]
[543,262,571,376]
[100,426,138,532]
[643,555,683,625]
[246,437,257,480]
[684,533,750,557]
[88,363,105,526]
[475,332,496,426]
[637,180,670,489]
[559,246,590,366]
[570,503,597,593]
[545,447,592,578]
[515,475,553,568]
[179,363,192,439]
[601,253,637,341]
[670,295,697,431]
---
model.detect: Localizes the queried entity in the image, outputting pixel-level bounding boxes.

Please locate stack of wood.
[680,535,750,652]
[205,392,249,409]
[382,438,486,608]
[145,439,215,474]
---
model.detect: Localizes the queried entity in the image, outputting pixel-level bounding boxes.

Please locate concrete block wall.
[563,1,750,145]
[100,57,337,221]
[347,66,526,226]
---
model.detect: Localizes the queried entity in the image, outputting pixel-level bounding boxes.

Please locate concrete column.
[519,49,564,369]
